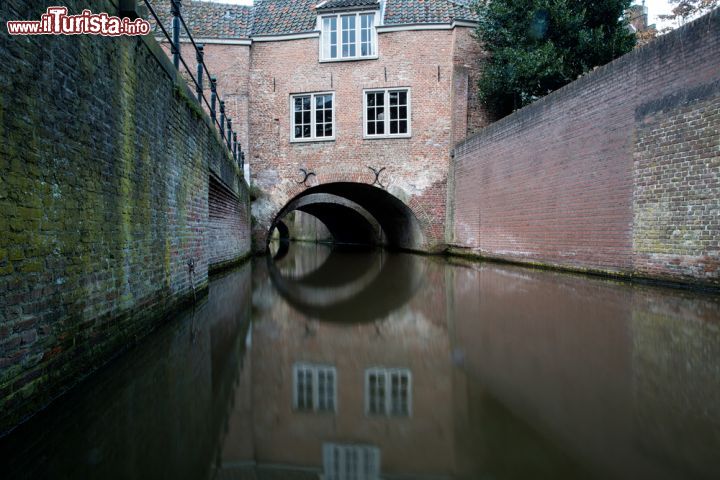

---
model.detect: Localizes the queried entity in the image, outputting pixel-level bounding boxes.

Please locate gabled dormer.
[316,0,382,62]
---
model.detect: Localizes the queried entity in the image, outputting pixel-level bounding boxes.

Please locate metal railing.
[143,0,245,170]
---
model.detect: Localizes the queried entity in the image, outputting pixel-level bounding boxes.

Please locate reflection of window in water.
[323,443,380,480]
[365,368,412,417]
[293,363,337,413]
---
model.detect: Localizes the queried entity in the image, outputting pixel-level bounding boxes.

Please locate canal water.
[1,243,719,480]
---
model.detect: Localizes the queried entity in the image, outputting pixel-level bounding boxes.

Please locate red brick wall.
[451,11,720,287]
[247,27,487,251]
[209,175,251,270]
[202,43,251,154]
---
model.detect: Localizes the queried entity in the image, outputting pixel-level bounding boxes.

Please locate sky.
[199,0,677,29]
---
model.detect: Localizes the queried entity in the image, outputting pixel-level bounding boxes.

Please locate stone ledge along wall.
[0,0,251,434]
[450,10,719,288]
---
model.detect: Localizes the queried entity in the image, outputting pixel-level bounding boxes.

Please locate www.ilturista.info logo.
[6,7,151,36]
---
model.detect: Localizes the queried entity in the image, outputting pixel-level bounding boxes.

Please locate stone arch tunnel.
[267,182,425,250]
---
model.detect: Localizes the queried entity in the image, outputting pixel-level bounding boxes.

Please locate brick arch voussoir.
[272,169,377,220]
[269,169,429,241]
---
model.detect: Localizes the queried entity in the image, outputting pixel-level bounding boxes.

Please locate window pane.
[360,13,374,57]
[366,92,388,136]
[323,17,337,59]
[390,121,398,135]
[319,370,330,410]
[399,120,407,134]
[368,372,386,414]
[296,368,314,410]
[399,106,407,120]
[293,95,311,139]
[341,15,356,57]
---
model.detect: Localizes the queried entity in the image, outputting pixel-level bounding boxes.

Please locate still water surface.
[2,243,719,479]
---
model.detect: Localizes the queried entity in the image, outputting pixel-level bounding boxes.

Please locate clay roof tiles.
[251,0,318,36]
[148,0,252,39]
[148,0,478,39]
[384,0,478,25]
[316,0,381,11]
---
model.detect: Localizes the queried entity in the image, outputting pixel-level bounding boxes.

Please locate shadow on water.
[1,242,719,480]
[0,263,253,480]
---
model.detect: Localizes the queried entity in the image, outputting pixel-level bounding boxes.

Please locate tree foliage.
[659,0,719,31]
[476,0,636,118]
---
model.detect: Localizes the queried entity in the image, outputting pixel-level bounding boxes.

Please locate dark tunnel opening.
[268,182,424,250]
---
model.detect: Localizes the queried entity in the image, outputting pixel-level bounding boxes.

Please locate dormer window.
[320,11,377,61]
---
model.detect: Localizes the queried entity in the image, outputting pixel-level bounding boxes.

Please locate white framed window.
[291,92,335,142]
[321,12,377,61]
[293,362,337,412]
[365,367,411,417]
[363,88,411,138]
[323,443,381,480]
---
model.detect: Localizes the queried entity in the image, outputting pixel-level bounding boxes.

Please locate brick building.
[153,0,488,251]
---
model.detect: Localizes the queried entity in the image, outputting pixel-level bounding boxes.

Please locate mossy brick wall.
[0,0,250,434]
[451,10,719,288]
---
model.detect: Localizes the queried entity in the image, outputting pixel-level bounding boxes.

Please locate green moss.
[174,83,205,120]
[20,260,43,273]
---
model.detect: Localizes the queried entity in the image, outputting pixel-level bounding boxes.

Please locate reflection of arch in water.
[267,182,424,250]
[273,242,334,280]
[270,220,291,261]
[267,246,426,323]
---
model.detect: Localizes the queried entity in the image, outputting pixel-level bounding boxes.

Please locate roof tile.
[316,0,381,11]
[147,0,478,39]
[148,0,252,39]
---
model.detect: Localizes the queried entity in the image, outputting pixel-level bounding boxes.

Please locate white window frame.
[290,92,336,143]
[323,443,381,480]
[363,88,412,139]
[364,367,412,417]
[319,11,379,62]
[292,362,338,413]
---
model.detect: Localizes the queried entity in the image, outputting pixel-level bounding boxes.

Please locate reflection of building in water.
[365,368,412,417]
[293,363,337,413]
[215,253,461,478]
[630,290,720,479]
[292,363,412,418]
[323,443,381,480]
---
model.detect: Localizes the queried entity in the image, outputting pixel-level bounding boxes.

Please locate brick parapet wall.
[0,0,251,433]
[451,10,719,287]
